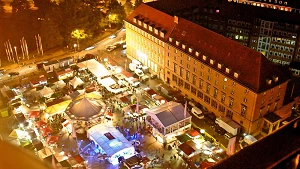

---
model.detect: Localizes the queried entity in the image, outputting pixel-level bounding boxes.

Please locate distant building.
[125,2,290,135]
[30,75,47,88]
[141,0,300,66]
[43,60,59,72]
[55,68,74,80]
[58,56,74,68]
[289,61,300,77]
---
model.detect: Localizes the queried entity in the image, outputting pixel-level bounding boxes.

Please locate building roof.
[178,140,196,156]
[146,101,191,127]
[67,97,105,121]
[87,124,134,157]
[44,60,58,66]
[126,3,289,93]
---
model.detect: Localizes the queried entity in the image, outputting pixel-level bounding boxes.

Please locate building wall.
[125,10,288,135]
[125,22,165,79]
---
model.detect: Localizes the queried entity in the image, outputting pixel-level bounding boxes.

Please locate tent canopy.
[146,101,191,128]
[98,77,116,87]
[29,111,40,118]
[66,97,106,121]
[69,77,84,89]
[40,126,53,137]
[39,86,54,98]
[47,136,59,144]
[87,124,134,157]
[79,59,110,78]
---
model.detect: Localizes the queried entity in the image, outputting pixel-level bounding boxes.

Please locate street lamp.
[74,44,77,52]
[14,46,18,62]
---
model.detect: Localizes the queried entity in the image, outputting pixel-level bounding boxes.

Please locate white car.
[134,69,144,77]
[191,107,204,119]
[109,34,116,39]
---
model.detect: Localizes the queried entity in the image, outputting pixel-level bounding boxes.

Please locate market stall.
[87,124,135,165]
[69,76,84,89]
[145,101,192,143]
[39,86,54,98]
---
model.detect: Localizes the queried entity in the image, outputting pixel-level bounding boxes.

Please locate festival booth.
[87,124,135,165]
[79,59,111,79]
[69,76,84,89]
[123,104,149,119]
[145,102,192,143]
[39,86,54,98]
[43,99,72,122]
[143,87,157,99]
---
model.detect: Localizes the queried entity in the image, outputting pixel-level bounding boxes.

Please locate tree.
[0,0,5,18]
[33,0,52,18]
[124,0,133,16]
[10,0,30,15]
[38,2,63,50]
[134,0,143,8]
[108,0,126,26]
[59,0,102,45]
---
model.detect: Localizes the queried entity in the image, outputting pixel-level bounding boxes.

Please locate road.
[0,29,126,84]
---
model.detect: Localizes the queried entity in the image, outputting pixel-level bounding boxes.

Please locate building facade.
[125,2,289,135]
[142,0,300,66]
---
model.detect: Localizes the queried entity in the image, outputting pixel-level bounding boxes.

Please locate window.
[184,82,190,90]
[211,100,218,109]
[206,83,211,94]
[218,105,225,114]
[221,93,226,103]
[178,78,184,87]
[192,75,197,85]
[226,110,233,119]
[244,97,247,103]
[231,90,235,95]
[245,89,249,94]
[174,63,177,73]
[199,79,203,89]
[191,87,197,95]
[229,97,234,108]
[180,67,183,76]
[197,91,203,99]
[172,74,177,82]
[167,60,170,67]
[204,95,211,104]
[186,71,190,81]
[241,104,247,117]
[214,88,218,98]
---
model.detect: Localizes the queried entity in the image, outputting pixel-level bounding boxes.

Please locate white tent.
[87,124,135,165]
[69,77,84,89]
[98,77,116,87]
[79,59,110,78]
[39,86,54,98]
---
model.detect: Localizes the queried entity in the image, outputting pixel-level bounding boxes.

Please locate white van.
[191,107,204,119]
[132,59,142,69]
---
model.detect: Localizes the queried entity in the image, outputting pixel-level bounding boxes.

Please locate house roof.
[126,2,289,93]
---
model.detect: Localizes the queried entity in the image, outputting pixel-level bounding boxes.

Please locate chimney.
[174,16,178,24]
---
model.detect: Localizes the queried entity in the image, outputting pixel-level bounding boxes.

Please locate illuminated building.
[125,2,290,135]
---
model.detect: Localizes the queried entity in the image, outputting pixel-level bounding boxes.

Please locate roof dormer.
[203,55,207,61]
[169,37,173,42]
[182,44,186,49]
[189,48,193,53]
[266,79,272,85]
[272,76,278,82]
[226,67,231,73]
[195,51,200,57]
[218,63,223,69]
[210,59,215,65]
[143,23,147,29]
[176,41,180,46]
[234,72,240,78]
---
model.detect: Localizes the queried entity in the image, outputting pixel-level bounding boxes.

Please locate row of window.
[227,26,250,34]
[269,50,293,59]
[272,59,290,65]
[228,19,252,28]
[270,44,294,52]
[272,37,296,45]
[226,33,249,41]
[175,76,248,119]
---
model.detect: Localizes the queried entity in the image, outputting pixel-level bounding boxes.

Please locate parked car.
[0,68,5,74]
[224,132,234,140]
[109,34,117,39]
[215,126,226,135]
[191,107,204,119]
[106,45,116,52]
[8,72,19,77]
